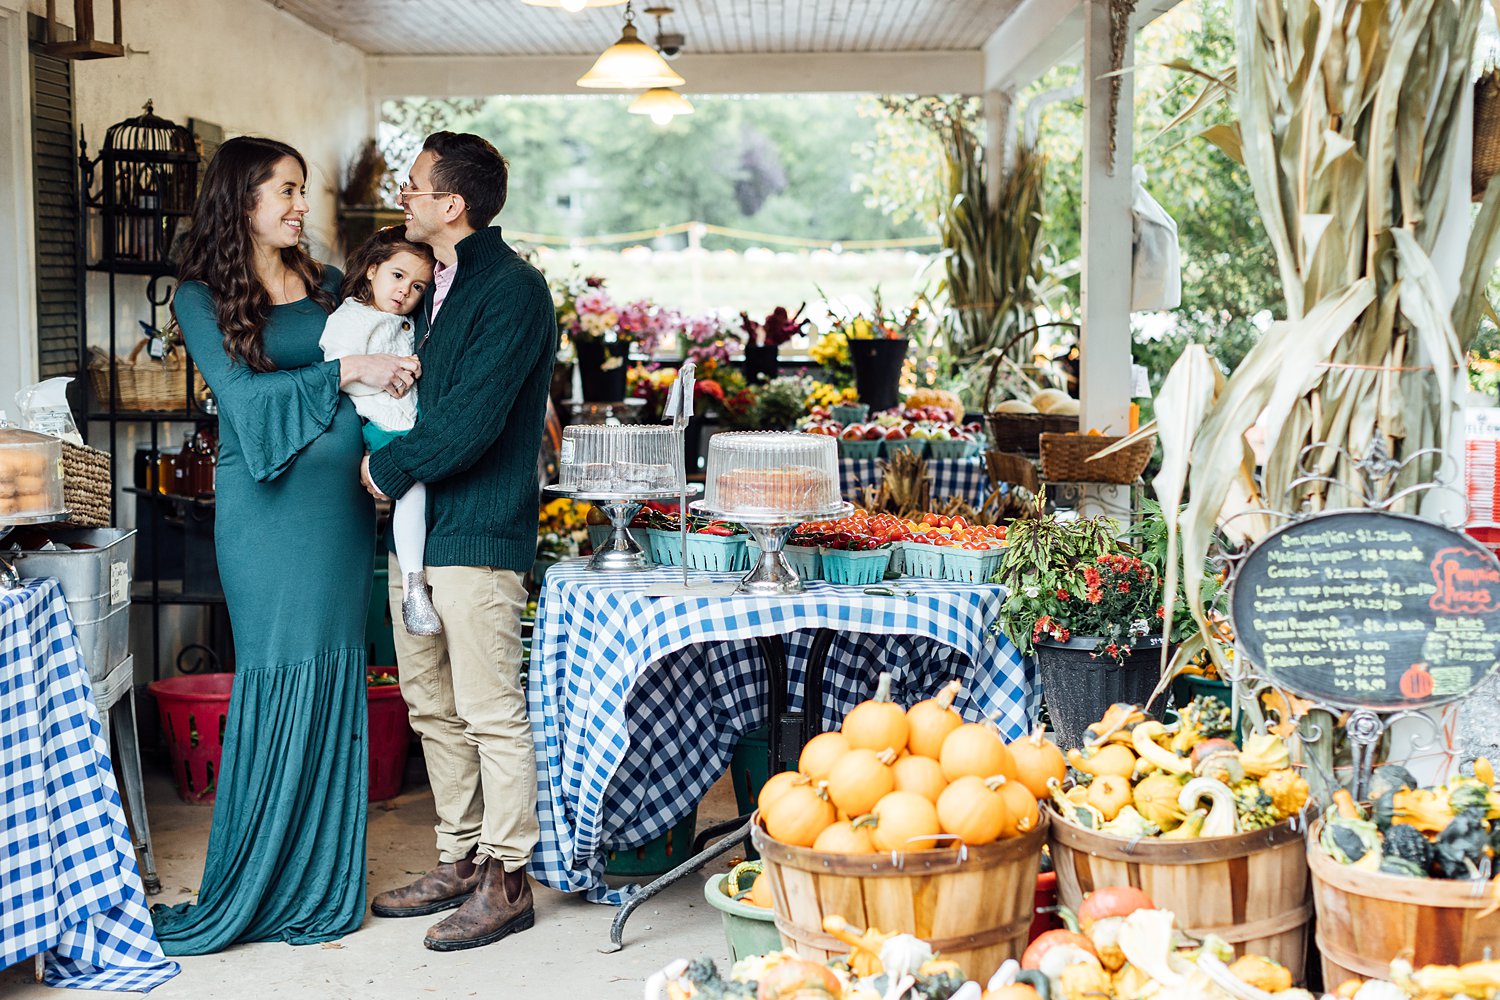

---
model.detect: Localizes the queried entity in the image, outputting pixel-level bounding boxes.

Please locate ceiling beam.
[366,49,985,99]
[981,0,1186,93]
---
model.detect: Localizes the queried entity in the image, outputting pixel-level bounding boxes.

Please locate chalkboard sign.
[1230,510,1500,709]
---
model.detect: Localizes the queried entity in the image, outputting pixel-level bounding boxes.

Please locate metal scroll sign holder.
[1219,439,1498,802]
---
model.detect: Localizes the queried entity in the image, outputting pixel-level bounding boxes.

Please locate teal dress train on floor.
[151,269,375,955]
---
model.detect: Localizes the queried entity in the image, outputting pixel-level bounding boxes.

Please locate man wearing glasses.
[361,132,556,952]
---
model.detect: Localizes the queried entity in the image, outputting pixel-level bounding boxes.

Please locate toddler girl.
[320,226,440,635]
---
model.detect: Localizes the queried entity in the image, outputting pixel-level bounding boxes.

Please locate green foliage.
[994,504,1119,655]
[1122,498,1220,642]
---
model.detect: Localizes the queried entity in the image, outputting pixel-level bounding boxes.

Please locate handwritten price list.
[1231,511,1500,709]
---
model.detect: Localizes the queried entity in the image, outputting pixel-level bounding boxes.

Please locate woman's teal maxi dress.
[152,269,375,955]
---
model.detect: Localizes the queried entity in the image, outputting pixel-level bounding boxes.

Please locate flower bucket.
[902,543,945,580]
[741,343,780,384]
[705,873,783,962]
[576,338,630,402]
[848,337,908,412]
[368,669,413,802]
[686,533,748,572]
[1033,636,1170,750]
[819,547,891,586]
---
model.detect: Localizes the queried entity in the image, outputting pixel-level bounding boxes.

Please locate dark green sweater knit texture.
[367,227,556,571]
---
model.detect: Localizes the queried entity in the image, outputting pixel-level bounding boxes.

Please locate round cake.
[704,431,841,516]
[558,424,683,494]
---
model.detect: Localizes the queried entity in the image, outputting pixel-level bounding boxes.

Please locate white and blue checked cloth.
[839,456,994,510]
[1,578,179,992]
[526,562,1035,904]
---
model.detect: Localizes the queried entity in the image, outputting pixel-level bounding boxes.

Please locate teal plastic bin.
[604,807,699,877]
[705,873,783,962]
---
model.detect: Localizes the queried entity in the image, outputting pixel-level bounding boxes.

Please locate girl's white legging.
[392,480,428,592]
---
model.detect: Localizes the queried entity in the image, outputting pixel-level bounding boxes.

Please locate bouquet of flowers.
[552,271,616,345]
[679,311,743,377]
[538,497,590,559]
[740,304,810,348]
[628,363,750,421]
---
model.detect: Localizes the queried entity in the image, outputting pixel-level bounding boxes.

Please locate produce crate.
[838,438,882,460]
[604,807,699,878]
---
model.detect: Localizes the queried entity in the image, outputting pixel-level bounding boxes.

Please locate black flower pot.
[576,339,630,402]
[683,414,706,474]
[848,337,909,412]
[1033,635,1171,750]
[741,343,780,384]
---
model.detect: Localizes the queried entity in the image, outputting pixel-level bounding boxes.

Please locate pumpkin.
[907,679,964,757]
[842,672,909,754]
[1020,928,1099,972]
[826,748,896,817]
[758,770,809,815]
[936,775,1010,845]
[994,775,1040,835]
[1077,885,1154,929]
[940,722,1015,782]
[983,986,1043,1000]
[1065,743,1136,781]
[869,790,943,851]
[891,754,948,804]
[1085,774,1132,821]
[799,731,852,782]
[1400,663,1435,699]
[1132,772,1188,830]
[762,780,837,847]
[744,872,776,908]
[755,958,842,1000]
[1008,726,1067,798]
[812,816,879,854]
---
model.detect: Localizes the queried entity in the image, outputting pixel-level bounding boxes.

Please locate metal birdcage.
[91,100,198,273]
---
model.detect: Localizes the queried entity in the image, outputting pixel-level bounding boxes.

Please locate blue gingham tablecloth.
[1,578,179,992]
[525,562,1035,904]
[839,456,994,510]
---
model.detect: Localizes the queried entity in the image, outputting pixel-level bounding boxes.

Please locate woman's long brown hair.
[174,136,336,372]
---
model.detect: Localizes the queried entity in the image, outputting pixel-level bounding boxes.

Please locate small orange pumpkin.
[906,679,964,757]
[993,775,1040,835]
[757,770,808,815]
[798,731,851,782]
[1007,725,1067,798]
[744,872,776,908]
[869,790,942,851]
[936,774,1010,845]
[762,780,836,847]
[1085,773,1132,821]
[842,672,910,754]
[891,753,948,804]
[939,721,1015,782]
[826,748,896,817]
[756,959,842,1000]
[812,815,880,854]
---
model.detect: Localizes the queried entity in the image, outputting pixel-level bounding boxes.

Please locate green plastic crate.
[604,806,699,877]
[730,727,772,860]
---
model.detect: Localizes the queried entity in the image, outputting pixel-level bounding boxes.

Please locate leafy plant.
[1122,498,1219,644]
[754,374,814,430]
[994,499,1124,657]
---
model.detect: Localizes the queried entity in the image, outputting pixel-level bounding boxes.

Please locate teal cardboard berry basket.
[902,543,945,579]
[838,438,883,460]
[941,547,1005,583]
[883,438,927,459]
[784,543,822,581]
[820,547,892,586]
[685,532,749,572]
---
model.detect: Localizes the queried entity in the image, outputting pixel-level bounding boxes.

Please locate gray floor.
[3,762,740,999]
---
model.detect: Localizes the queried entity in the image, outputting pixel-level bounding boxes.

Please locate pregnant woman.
[151,136,418,954]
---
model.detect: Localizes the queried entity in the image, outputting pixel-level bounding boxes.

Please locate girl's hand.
[340,354,420,397]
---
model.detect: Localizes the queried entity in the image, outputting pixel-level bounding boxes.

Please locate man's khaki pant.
[387,554,539,872]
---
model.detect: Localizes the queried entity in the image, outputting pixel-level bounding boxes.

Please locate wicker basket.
[61,441,112,528]
[984,412,1079,454]
[1039,432,1152,484]
[1475,70,1500,201]
[88,338,206,413]
[984,449,1040,492]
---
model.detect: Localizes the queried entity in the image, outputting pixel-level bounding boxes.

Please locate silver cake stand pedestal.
[1,510,72,591]
[691,501,852,595]
[545,485,702,572]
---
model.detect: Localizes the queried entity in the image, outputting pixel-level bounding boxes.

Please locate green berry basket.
[902,543,946,579]
[883,438,927,459]
[927,438,976,460]
[819,546,892,586]
[838,438,883,460]
[784,543,822,581]
[941,547,1005,583]
[645,528,685,566]
[831,403,870,425]
[686,532,749,572]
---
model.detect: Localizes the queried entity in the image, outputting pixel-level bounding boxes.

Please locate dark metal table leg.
[803,628,838,743]
[693,812,753,853]
[601,818,753,953]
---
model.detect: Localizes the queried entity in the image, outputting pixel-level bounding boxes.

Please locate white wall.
[0,0,37,414]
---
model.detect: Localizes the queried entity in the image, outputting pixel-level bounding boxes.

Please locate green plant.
[1122,499,1219,644]
[754,374,814,430]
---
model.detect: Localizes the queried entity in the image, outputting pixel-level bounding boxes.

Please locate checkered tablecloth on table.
[839,456,994,510]
[526,561,1035,904]
[1,578,179,992]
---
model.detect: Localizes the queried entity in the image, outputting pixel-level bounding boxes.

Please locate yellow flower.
[850,316,873,339]
[810,331,850,368]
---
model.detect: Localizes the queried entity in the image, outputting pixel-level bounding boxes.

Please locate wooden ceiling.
[266,0,1021,57]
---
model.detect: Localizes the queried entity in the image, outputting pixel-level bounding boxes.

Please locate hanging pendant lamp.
[577,2,684,89]
[522,0,625,10]
[628,87,694,125]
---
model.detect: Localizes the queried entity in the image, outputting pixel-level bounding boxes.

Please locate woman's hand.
[339,354,421,398]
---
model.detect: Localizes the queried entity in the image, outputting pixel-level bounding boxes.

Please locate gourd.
[937,775,1010,846]
[842,672,910,754]
[1082,703,1147,747]
[1078,885,1154,973]
[1131,722,1192,775]
[1100,806,1157,838]
[812,816,879,854]
[745,872,776,908]
[1260,768,1310,818]
[1085,774,1132,821]
[1066,743,1137,782]
[869,790,943,851]
[940,722,1015,782]
[995,775,1040,835]
[826,748,896,817]
[906,679,964,758]
[1178,777,1238,836]
[1238,733,1291,779]
[1161,809,1206,839]
[798,732,851,782]
[1008,726,1067,798]
[758,771,809,815]
[1228,955,1293,993]
[1132,773,1188,830]
[1020,928,1100,974]
[1392,787,1455,834]
[762,780,836,847]
[891,754,948,804]
[755,958,842,1000]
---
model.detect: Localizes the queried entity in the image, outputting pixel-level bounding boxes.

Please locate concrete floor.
[3,762,741,1000]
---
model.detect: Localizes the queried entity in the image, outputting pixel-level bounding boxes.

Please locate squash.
[940,722,1015,781]
[744,872,776,908]
[907,679,964,758]
[984,985,1044,1000]
[1132,772,1187,830]
[1020,928,1100,973]
[1161,809,1207,839]
[1476,757,1495,787]
[758,770,809,815]
[1030,388,1073,414]
[891,754,948,804]
[826,748,896,817]
[995,775,1041,835]
[842,672,909,755]
[1008,726,1068,798]
[1078,885,1154,929]
[1082,703,1147,747]
[1131,722,1192,775]
[1178,777,1238,836]
[820,915,896,978]
[869,790,943,851]
[1067,743,1138,782]
[798,732,851,782]
[1085,774,1132,821]
[755,958,841,1000]
[812,816,879,854]
[763,780,837,847]
[1392,787,1455,834]
[1260,768,1310,819]
[993,399,1039,414]
[1228,955,1293,993]
[1239,733,1291,779]
[937,775,1010,845]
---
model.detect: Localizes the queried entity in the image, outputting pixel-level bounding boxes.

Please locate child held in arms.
[320,225,440,636]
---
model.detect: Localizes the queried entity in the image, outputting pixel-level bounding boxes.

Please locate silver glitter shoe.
[402,571,443,636]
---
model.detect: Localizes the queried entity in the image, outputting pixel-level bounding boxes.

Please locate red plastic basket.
[147,673,235,804]
[1029,870,1061,942]
[367,668,413,801]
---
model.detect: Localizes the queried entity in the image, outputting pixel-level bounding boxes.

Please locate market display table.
[526,561,1034,906]
[838,455,994,509]
[0,579,178,991]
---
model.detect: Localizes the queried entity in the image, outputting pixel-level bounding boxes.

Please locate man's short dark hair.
[423,131,508,229]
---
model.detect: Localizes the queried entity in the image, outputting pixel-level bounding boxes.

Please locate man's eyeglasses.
[398,181,453,202]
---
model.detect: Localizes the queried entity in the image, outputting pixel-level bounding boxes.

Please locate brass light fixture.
[628,87,694,125]
[576,1,685,89]
[521,0,625,10]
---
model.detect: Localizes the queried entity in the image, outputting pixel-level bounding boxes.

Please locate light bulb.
[650,108,674,126]
[561,0,587,10]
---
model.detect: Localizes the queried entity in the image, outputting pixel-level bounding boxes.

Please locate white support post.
[984,90,1013,212]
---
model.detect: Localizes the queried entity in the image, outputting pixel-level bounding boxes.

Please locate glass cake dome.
[558,424,684,495]
[702,431,842,518]
[0,427,64,519]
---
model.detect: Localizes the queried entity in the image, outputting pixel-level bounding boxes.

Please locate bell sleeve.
[175,281,342,483]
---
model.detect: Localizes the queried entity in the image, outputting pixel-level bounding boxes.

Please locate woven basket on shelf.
[1039,432,1152,484]
[88,338,206,413]
[1475,70,1500,201]
[984,411,1079,454]
[62,441,112,528]
[985,449,1040,492]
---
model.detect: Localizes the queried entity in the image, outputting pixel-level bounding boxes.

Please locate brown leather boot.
[422,859,534,952]
[370,848,480,918]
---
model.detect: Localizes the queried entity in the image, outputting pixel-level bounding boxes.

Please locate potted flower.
[739,304,809,384]
[554,272,626,401]
[994,504,1169,749]
[837,292,922,412]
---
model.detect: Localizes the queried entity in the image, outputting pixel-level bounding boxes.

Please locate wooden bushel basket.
[750,813,1048,981]
[1050,810,1312,981]
[1308,818,1500,985]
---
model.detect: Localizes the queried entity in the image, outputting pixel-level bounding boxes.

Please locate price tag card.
[1230,510,1500,709]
